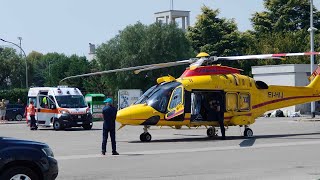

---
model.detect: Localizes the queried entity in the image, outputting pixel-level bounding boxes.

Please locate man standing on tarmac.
[101,98,119,155]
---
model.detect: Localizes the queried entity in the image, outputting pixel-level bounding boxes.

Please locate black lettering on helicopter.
[268,92,284,98]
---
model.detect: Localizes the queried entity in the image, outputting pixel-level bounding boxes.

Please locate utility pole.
[17,37,22,57]
[309,0,317,117]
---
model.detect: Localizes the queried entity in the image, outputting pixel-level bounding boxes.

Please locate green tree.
[186,6,245,56]
[251,0,320,34]
[0,47,25,89]
[27,51,44,87]
[41,53,90,87]
[94,22,193,95]
[186,6,256,75]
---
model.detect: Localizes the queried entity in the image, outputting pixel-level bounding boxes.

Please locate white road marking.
[56,140,320,160]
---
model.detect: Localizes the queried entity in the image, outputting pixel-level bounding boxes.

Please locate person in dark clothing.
[101,98,119,155]
[209,99,225,140]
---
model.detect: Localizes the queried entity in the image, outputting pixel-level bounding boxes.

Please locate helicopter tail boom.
[308,66,320,90]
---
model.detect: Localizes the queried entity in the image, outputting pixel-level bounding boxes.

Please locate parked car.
[0,137,58,180]
[5,104,25,121]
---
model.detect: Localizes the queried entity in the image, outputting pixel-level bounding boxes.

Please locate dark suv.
[5,104,26,121]
[0,137,58,180]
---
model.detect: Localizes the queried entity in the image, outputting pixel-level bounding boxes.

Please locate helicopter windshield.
[135,82,181,112]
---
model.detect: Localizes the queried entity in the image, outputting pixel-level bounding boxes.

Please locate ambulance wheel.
[207,127,215,137]
[53,120,63,131]
[82,124,92,130]
[140,132,152,142]
[244,128,253,138]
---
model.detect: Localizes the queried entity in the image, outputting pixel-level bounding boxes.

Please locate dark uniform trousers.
[102,128,116,153]
[30,115,37,129]
[218,118,225,137]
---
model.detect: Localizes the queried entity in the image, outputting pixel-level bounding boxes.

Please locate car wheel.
[15,114,23,121]
[0,166,39,180]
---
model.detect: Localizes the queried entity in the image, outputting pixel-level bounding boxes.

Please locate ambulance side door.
[37,95,56,126]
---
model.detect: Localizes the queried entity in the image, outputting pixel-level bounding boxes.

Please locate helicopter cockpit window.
[135,85,157,104]
[138,82,181,113]
[168,87,183,110]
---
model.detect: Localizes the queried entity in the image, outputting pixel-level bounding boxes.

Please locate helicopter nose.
[116,107,132,122]
[116,104,160,125]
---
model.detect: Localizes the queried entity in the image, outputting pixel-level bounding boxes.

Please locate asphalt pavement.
[1,116,320,180]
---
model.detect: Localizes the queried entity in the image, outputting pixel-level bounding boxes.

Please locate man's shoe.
[112,151,119,155]
[101,151,106,155]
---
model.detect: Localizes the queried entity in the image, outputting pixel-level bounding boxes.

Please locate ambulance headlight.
[59,110,70,115]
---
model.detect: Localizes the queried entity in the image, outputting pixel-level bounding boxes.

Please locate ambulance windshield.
[56,95,87,108]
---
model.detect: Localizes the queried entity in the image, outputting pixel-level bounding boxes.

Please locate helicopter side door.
[190,91,225,122]
[165,85,184,120]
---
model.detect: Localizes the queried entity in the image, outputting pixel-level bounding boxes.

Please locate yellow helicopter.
[61,51,320,142]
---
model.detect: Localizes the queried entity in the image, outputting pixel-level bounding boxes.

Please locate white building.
[252,64,318,114]
[88,43,96,62]
[154,10,190,31]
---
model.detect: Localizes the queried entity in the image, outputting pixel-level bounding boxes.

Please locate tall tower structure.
[154,1,190,31]
[88,43,96,62]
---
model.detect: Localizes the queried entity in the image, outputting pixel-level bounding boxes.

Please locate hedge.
[0,88,28,105]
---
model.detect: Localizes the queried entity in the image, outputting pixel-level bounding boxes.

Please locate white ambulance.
[27,86,93,130]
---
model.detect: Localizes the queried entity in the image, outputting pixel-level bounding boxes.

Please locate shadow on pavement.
[38,128,102,131]
[128,132,320,143]
[239,138,256,147]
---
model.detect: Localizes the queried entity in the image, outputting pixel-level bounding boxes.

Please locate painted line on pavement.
[56,140,320,160]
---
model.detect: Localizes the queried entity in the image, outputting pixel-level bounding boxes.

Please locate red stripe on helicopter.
[252,95,320,109]
[166,109,184,119]
[180,66,241,78]
[304,52,320,55]
[271,53,287,57]
[224,113,252,120]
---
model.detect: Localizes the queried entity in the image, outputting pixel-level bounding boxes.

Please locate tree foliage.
[186,6,246,56]
[0,47,25,89]
[251,0,320,33]
[93,22,193,95]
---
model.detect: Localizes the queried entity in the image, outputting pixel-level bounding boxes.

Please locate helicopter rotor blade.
[60,64,154,82]
[133,59,192,74]
[60,59,195,82]
[217,52,320,61]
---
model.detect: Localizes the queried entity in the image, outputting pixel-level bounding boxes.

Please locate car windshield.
[55,95,87,108]
[135,82,181,112]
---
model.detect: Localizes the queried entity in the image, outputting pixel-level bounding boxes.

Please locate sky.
[1,0,319,57]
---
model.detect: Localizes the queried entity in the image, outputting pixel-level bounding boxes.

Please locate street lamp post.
[0,38,28,89]
[309,0,317,117]
[49,61,52,86]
